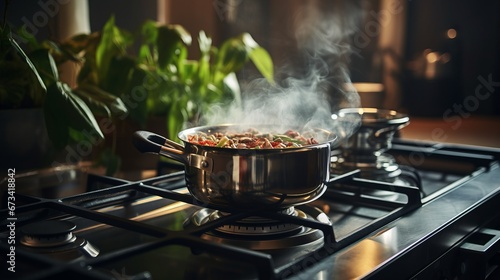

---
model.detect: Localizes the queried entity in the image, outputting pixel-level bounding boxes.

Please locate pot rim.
[335,108,409,126]
[176,123,339,152]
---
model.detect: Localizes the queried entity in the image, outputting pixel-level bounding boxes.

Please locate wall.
[402,0,500,116]
[6,0,499,116]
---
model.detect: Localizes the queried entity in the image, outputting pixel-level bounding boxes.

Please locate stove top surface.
[1,139,500,280]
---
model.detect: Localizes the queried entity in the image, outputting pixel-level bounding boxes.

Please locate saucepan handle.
[133,131,213,172]
[133,130,189,166]
[373,122,409,139]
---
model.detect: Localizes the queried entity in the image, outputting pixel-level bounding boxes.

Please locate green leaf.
[95,16,116,83]
[123,66,150,126]
[28,48,59,86]
[214,33,274,84]
[141,20,158,45]
[138,43,153,64]
[138,20,159,65]
[44,82,104,149]
[197,31,212,87]
[240,34,274,83]
[145,72,173,116]
[180,60,198,82]
[156,24,191,70]
[222,72,241,106]
[102,55,136,95]
[0,31,46,108]
[8,36,47,93]
[74,83,128,118]
[248,46,274,84]
[214,36,249,78]
[170,25,192,46]
[175,45,189,76]
[95,16,133,88]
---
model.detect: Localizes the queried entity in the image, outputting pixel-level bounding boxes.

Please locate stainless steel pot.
[133,124,338,209]
[332,108,409,157]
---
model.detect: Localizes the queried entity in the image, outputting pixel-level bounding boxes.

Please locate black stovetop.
[1,139,500,280]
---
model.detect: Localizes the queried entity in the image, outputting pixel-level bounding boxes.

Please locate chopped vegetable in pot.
[187,129,318,149]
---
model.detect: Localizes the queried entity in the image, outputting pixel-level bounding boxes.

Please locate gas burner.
[19,220,99,261]
[332,152,408,183]
[185,206,330,252]
[208,207,303,236]
[331,151,423,202]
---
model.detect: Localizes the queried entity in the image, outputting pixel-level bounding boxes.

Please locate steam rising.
[202,1,362,142]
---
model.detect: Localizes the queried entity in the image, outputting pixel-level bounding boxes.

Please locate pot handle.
[133,131,213,172]
[373,122,409,138]
[133,130,189,165]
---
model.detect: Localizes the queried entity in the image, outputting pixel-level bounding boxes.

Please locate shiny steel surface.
[333,108,409,158]
[134,125,338,209]
[182,142,332,209]
[287,164,500,279]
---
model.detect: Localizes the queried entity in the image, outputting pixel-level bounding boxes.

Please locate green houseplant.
[0,21,110,171]
[48,16,274,173]
[56,16,274,133]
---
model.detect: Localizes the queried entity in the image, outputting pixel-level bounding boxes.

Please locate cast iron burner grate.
[0,170,422,280]
[2,139,498,279]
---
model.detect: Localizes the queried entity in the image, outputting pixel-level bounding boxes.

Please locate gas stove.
[1,138,500,280]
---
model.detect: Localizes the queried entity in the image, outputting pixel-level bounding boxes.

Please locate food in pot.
[187,128,319,149]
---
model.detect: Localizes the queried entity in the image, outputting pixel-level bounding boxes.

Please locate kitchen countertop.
[400,115,500,148]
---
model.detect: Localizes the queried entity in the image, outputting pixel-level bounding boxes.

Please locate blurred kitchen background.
[4,0,499,152]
